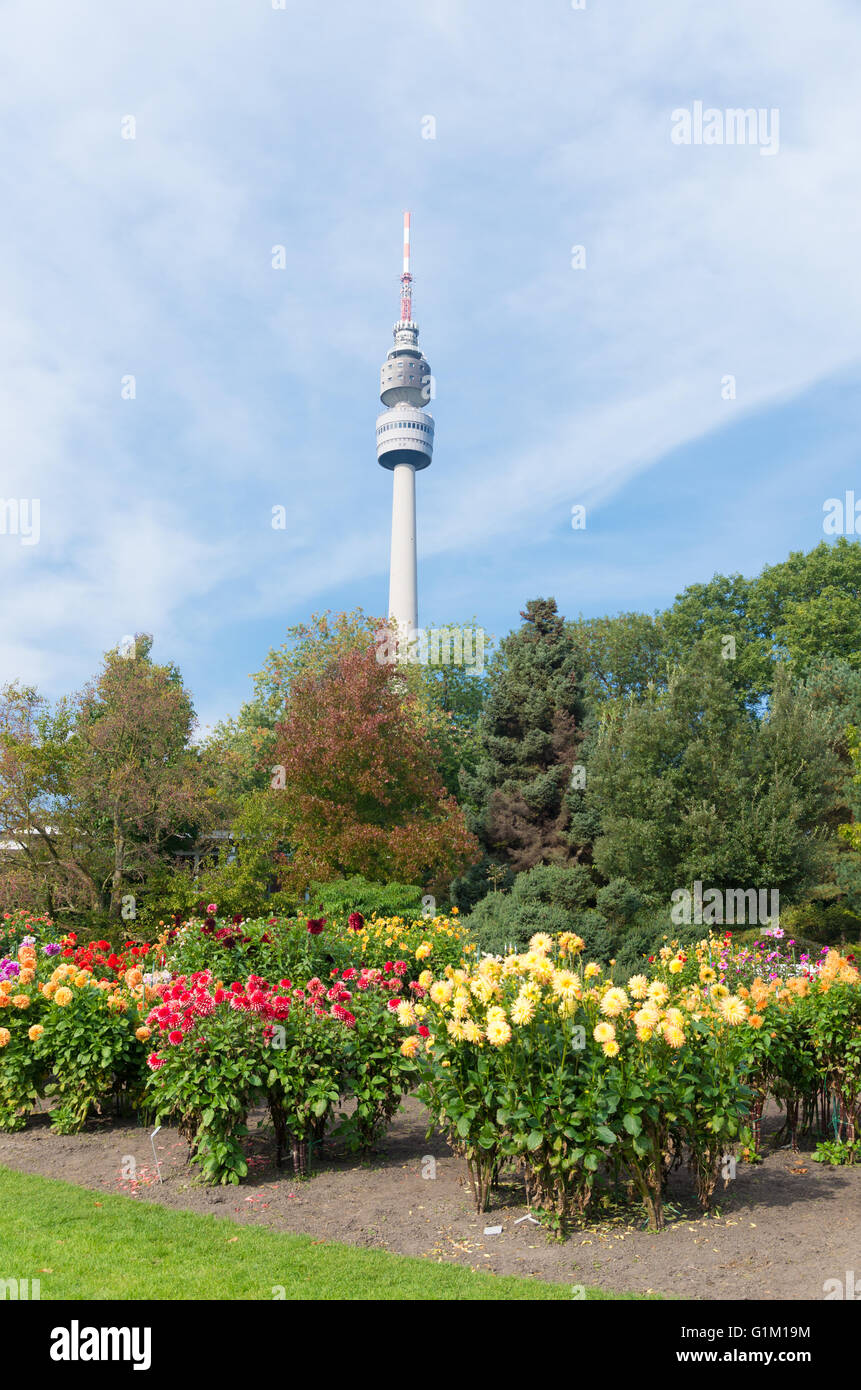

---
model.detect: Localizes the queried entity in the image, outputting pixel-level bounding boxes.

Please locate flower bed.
[0,939,152,1133]
[410,932,861,1231]
[1,910,858,1215]
[0,911,432,1183]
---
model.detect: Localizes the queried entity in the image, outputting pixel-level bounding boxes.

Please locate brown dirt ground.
[0,1097,857,1300]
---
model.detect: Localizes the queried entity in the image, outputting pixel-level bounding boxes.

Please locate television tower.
[376,211,434,644]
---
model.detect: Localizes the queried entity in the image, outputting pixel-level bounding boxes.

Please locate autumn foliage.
[272,647,479,889]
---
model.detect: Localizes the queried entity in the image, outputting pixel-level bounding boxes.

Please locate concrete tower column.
[388,461,417,637]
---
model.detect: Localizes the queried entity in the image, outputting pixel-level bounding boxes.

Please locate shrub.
[37,970,148,1134]
[414,931,757,1231]
[310,876,427,921]
[144,973,266,1183]
[332,964,422,1152]
[466,864,598,955]
[0,944,49,1129]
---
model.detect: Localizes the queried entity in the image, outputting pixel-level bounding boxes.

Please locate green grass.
[0,1165,654,1301]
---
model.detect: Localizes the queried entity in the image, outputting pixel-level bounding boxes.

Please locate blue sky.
[1,0,860,735]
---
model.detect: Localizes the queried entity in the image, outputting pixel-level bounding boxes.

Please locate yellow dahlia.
[593,1021,615,1044]
[452,989,472,1018]
[600,987,629,1019]
[486,1018,512,1047]
[529,932,554,954]
[551,969,580,1002]
[719,994,748,1025]
[668,957,684,975]
[636,1024,654,1042]
[0,1028,10,1047]
[602,1039,620,1058]
[647,981,669,1006]
[584,962,602,980]
[470,976,498,1004]
[558,932,585,956]
[400,1036,421,1058]
[627,974,649,1000]
[699,965,717,984]
[396,1001,417,1026]
[511,995,536,1026]
[662,1022,685,1048]
[418,970,433,988]
[28,1024,44,1041]
[429,979,453,1006]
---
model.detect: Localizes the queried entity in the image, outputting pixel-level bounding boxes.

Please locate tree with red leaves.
[271,646,479,890]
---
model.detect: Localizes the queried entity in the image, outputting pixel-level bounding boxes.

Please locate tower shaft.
[388,462,417,635]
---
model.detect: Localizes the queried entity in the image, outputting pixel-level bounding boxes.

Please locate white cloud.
[0,0,859,711]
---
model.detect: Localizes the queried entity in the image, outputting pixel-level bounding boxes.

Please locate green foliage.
[0,1001,50,1132]
[146,1001,261,1185]
[334,983,420,1153]
[466,864,597,955]
[581,649,838,905]
[460,598,584,873]
[812,1138,859,1165]
[309,876,426,921]
[567,612,667,705]
[38,988,147,1134]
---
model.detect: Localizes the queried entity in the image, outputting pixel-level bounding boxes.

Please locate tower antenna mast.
[400,210,413,323]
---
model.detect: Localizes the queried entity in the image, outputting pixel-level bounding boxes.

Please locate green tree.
[68,636,212,919]
[567,612,667,705]
[460,598,584,873]
[583,648,837,906]
[0,683,95,914]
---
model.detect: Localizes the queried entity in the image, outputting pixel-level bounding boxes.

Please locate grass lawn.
[0,1165,655,1301]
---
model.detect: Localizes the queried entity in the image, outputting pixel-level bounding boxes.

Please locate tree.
[582,647,838,906]
[755,538,861,676]
[0,683,97,914]
[208,609,490,803]
[567,612,667,705]
[659,539,861,705]
[460,598,584,873]
[269,645,479,889]
[68,636,212,919]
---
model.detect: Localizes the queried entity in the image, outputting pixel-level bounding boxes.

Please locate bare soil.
[1,1097,857,1300]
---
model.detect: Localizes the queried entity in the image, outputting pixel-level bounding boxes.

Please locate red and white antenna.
[399,210,413,323]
